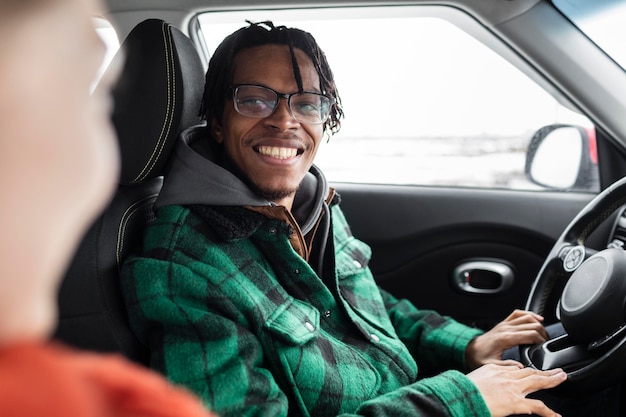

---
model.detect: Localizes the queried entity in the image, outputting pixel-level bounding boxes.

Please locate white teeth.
[257,146,298,159]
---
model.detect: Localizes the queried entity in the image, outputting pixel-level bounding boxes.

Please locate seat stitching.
[133,22,176,182]
[116,195,157,269]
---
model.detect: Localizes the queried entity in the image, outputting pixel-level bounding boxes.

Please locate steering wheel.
[521,175,626,395]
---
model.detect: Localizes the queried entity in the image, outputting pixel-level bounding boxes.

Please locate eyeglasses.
[231,84,334,125]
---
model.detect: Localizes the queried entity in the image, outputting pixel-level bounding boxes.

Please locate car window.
[196,6,598,192]
[92,17,120,91]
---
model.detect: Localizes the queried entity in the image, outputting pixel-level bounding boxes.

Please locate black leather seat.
[53,19,205,364]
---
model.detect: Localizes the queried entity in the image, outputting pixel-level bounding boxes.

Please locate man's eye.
[240,97,269,108]
[294,101,320,115]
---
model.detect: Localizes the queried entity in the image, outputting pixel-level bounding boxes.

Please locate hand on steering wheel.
[466,309,548,370]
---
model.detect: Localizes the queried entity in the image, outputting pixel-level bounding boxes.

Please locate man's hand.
[468,363,566,417]
[466,309,549,370]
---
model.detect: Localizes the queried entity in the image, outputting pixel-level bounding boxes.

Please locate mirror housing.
[525,124,599,192]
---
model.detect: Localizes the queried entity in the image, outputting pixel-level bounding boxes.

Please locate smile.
[255,145,300,160]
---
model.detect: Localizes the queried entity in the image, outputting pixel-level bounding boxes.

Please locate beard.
[249,181,299,204]
[218,147,301,205]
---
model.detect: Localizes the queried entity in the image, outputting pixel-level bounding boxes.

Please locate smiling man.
[122,21,569,417]
[211,43,329,209]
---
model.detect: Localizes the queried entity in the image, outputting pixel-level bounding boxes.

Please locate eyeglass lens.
[234,85,331,124]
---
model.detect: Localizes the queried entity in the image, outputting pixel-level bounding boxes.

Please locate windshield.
[553,0,626,71]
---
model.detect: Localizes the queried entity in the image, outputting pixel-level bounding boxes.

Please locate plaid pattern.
[121,202,488,417]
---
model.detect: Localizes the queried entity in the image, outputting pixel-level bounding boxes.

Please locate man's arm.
[379,288,482,375]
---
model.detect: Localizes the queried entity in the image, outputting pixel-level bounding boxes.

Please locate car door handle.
[451,260,514,294]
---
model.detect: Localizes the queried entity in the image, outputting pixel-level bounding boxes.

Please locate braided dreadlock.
[199,21,343,135]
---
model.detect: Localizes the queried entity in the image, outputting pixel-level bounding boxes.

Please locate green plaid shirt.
[121,202,488,417]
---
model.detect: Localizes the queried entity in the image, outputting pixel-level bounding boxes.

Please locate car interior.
[52,0,626,411]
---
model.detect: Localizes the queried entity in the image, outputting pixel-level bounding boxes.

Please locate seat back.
[53,19,205,363]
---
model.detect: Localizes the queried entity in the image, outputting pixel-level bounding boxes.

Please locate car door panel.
[334,183,606,330]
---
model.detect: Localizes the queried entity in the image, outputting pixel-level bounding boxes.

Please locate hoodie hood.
[156,125,330,235]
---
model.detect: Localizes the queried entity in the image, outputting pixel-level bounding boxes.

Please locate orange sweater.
[0,342,217,417]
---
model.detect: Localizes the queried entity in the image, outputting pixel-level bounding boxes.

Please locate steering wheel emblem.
[563,245,586,272]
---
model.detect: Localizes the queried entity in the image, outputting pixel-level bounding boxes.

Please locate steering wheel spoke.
[527,334,596,371]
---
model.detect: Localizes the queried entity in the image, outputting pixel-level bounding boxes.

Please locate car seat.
[53,19,205,364]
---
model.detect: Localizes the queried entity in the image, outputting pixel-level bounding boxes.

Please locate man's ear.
[211,117,223,143]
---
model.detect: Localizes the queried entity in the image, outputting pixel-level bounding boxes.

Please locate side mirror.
[525,124,599,192]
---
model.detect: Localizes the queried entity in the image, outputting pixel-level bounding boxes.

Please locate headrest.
[104,19,205,185]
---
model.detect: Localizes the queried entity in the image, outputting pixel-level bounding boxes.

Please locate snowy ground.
[315,135,537,190]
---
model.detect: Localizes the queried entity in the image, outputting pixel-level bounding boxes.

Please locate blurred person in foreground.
[0,0,217,416]
[121,21,580,417]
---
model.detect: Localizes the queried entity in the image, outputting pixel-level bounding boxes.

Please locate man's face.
[213,44,324,209]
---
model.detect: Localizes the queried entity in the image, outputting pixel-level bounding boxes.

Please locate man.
[0,0,216,415]
[122,21,567,417]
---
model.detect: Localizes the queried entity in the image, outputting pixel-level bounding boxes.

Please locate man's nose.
[264,97,300,130]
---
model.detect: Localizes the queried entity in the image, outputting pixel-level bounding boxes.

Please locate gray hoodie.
[155,125,333,272]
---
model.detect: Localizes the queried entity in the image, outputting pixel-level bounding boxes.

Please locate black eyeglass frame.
[230,83,335,125]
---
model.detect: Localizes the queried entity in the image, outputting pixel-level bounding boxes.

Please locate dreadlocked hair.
[199,20,344,135]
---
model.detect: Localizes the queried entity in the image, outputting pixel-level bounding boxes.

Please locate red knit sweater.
[0,342,217,417]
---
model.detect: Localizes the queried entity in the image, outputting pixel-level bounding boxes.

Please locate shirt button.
[324,310,331,318]
[353,260,362,268]
[305,321,315,332]
[294,269,300,274]
[370,333,380,342]
[268,227,277,234]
